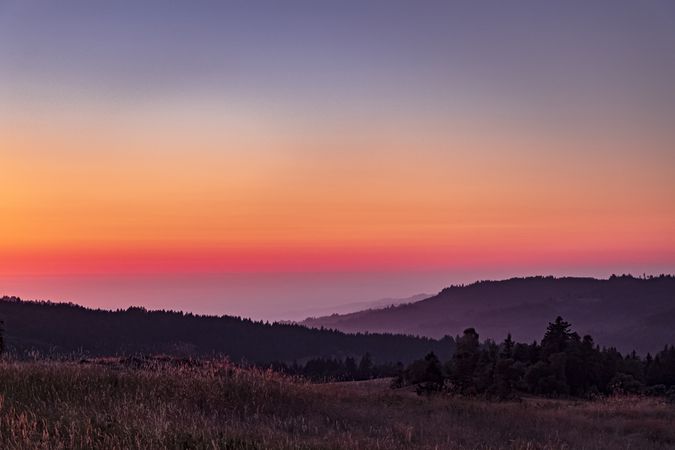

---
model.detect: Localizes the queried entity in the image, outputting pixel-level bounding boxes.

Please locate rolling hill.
[300,275,675,354]
[0,296,453,363]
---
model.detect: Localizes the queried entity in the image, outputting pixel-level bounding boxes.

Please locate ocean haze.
[0,271,450,321]
[2,265,674,322]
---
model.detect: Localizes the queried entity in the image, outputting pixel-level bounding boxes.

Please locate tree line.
[394,316,675,400]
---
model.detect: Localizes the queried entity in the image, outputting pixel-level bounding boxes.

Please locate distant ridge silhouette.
[300,275,675,354]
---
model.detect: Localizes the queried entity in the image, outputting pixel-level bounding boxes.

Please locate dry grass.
[0,359,673,449]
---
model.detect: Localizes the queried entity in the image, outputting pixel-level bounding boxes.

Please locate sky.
[1,1,674,319]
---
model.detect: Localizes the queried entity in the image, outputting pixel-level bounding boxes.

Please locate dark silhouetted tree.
[501,333,514,359]
[541,316,577,358]
[450,328,481,392]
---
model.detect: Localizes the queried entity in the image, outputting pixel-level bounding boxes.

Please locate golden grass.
[0,359,672,449]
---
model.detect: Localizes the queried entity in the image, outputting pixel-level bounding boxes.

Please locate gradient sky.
[1,1,674,318]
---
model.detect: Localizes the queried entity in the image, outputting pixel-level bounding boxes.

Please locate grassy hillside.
[0,296,453,363]
[301,275,675,353]
[0,359,672,449]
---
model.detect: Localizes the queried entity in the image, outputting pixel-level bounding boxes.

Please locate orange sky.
[2,0,675,293]
[2,106,674,277]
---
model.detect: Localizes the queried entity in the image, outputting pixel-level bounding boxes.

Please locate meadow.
[0,358,672,449]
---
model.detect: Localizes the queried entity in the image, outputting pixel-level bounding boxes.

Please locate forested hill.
[301,275,675,354]
[0,296,454,363]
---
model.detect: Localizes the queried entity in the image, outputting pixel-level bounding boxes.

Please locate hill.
[300,275,675,354]
[0,359,672,449]
[0,296,453,363]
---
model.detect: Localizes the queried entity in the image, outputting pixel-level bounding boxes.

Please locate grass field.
[0,358,673,449]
